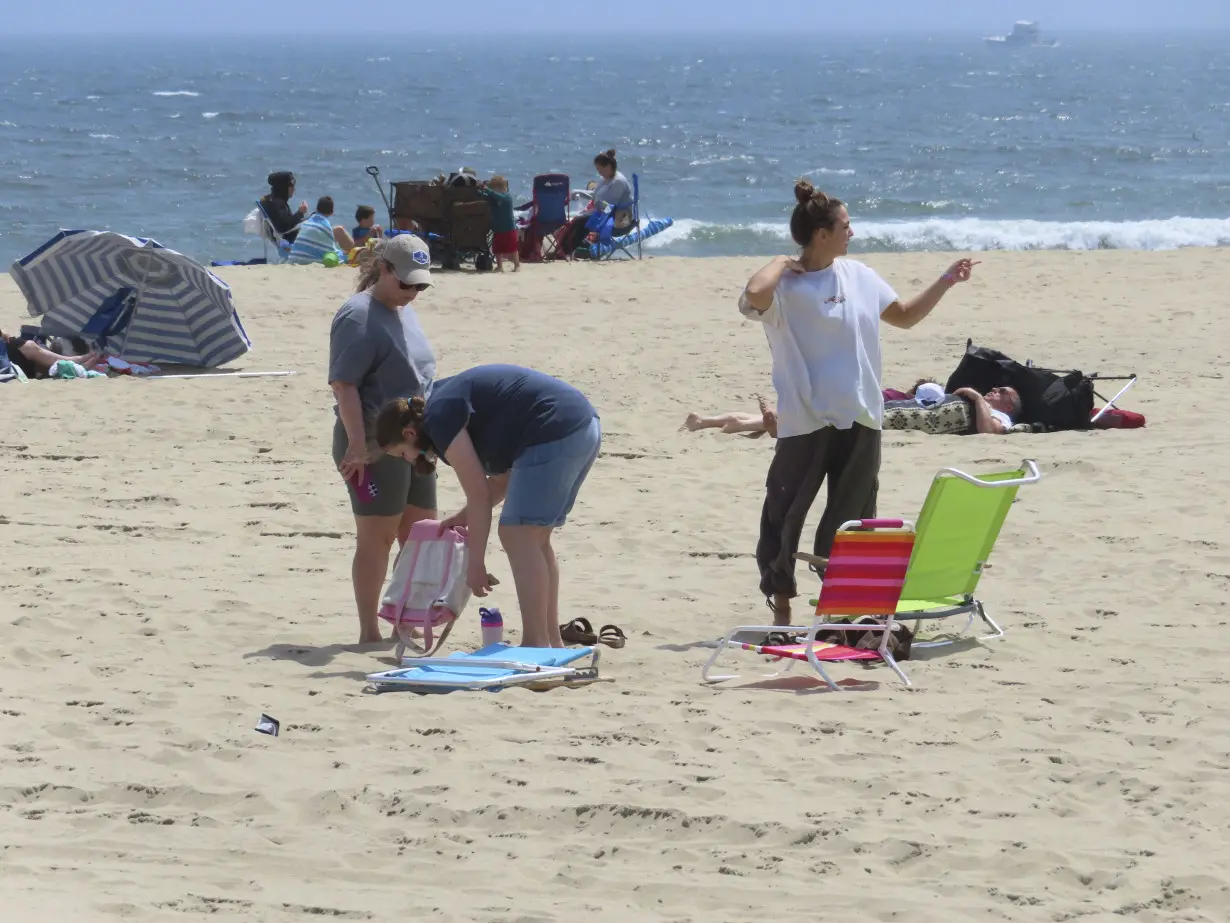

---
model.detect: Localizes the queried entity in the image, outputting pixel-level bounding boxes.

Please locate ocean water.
[1,32,1229,265]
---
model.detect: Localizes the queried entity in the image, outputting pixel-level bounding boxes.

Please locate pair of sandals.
[560,617,627,649]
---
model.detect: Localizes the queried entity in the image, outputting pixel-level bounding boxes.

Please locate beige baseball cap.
[382,234,432,287]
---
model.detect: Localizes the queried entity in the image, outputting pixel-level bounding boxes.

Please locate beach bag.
[0,348,18,384]
[243,208,263,236]
[378,520,472,657]
[816,617,914,660]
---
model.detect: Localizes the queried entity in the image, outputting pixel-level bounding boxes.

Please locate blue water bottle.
[479,607,504,647]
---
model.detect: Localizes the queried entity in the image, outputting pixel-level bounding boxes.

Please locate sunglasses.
[382,261,429,292]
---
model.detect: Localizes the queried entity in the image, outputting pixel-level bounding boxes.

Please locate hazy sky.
[6,0,1229,35]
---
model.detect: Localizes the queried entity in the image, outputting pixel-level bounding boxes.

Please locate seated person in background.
[260,171,308,243]
[553,148,634,257]
[591,149,634,231]
[352,205,382,246]
[685,396,778,437]
[2,329,100,379]
[317,196,356,251]
[477,175,520,272]
[287,196,347,265]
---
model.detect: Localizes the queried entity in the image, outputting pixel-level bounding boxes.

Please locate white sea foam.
[803,167,857,177]
[645,216,1230,253]
[152,90,200,97]
[202,112,219,119]
[89,133,118,139]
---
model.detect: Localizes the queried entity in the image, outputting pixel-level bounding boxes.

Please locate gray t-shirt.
[328,292,437,429]
[593,171,634,225]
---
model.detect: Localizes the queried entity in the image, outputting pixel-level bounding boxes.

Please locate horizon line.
[2,25,1228,38]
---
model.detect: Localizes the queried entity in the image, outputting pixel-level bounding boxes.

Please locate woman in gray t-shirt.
[328,233,439,644]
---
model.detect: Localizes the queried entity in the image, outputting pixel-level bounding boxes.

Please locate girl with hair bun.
[741,179,980,625]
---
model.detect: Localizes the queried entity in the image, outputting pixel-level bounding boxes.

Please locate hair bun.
[794,179,817,205]
[605,148,616,159]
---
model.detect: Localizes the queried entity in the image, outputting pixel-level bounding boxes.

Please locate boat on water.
[984,21,1059,47]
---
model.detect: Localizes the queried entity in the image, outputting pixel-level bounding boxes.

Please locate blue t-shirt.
[423,364,596,474]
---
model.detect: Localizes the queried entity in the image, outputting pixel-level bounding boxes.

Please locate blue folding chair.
[516,173,570,261]
[594,173,643,261]
[80,287,136,351]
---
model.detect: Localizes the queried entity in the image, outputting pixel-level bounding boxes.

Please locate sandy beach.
[3,247,1229,922]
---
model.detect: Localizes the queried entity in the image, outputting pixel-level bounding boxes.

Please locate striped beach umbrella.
[9,230,252,368]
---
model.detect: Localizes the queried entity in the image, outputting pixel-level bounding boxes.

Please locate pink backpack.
[379,520,473,658]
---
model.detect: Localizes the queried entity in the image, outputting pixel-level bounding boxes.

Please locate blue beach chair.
[365,643,601,693]
[516,173,570,262]
[590,173,644,261]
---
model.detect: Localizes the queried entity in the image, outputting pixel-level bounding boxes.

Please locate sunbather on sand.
[684,396,779,437]
[685,383,939,439]
[2,330,100,379]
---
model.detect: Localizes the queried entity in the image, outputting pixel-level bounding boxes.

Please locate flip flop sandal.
[560,617,597,645]
[597,624,627,649]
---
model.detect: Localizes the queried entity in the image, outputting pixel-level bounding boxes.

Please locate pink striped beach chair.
[702,520,916,691]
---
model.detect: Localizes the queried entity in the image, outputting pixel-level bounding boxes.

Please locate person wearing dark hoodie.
[260,171,308,243]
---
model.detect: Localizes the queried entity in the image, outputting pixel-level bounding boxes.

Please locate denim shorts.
[500,416,602,528]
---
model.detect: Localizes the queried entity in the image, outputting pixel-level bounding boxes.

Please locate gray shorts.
[331,418,437,518]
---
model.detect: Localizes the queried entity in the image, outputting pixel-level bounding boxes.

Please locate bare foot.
[757,396,779,438]
[72,351,101,368]
[684,413,704,431]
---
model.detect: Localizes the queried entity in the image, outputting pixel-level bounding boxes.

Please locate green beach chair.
[806,459,1042,645]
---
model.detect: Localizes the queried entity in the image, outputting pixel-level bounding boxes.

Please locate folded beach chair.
[515,173,569,262]
[703,520,916,691]
[366,643,600,693]
[803,459,1042,645]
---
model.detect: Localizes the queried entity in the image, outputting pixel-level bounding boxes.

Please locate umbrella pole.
[118,253,157,358]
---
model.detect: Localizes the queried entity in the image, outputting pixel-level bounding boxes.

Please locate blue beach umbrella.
[10,230,252,367]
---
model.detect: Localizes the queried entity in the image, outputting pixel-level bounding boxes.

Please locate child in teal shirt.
[478,176,520,272]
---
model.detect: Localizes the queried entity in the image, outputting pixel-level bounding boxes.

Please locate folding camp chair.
[703,520,916,691]
[255,201,292,265]
[801,459,1042,646]
[515,173,570,262]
